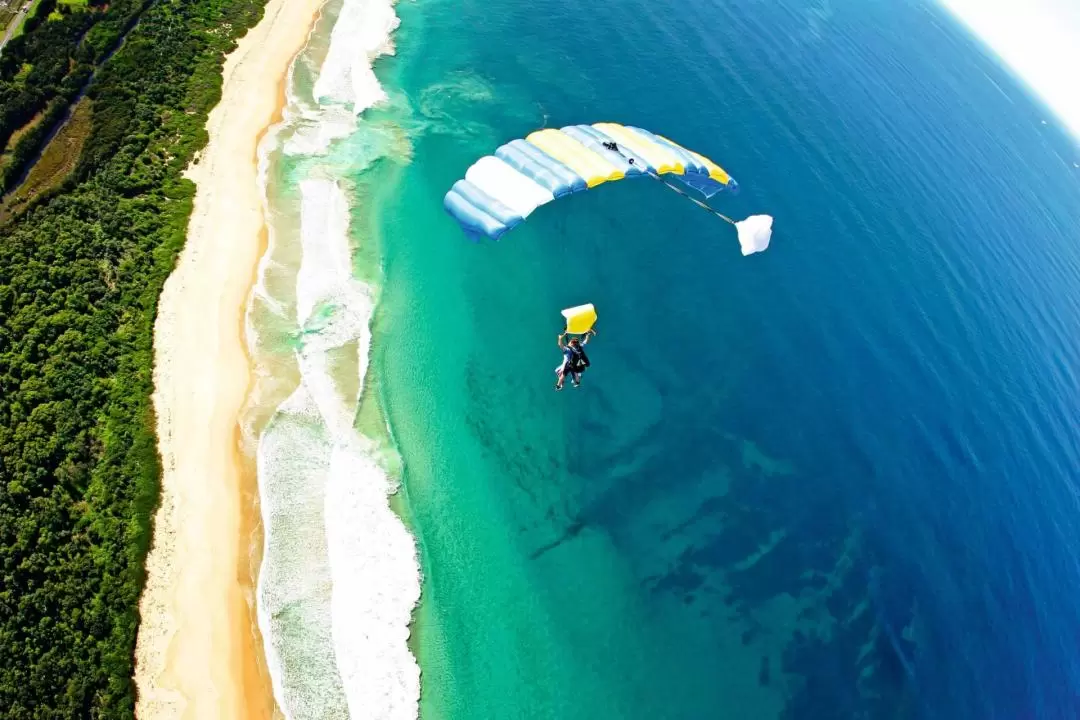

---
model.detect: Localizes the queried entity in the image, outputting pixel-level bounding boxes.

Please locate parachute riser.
[646,170,735,225]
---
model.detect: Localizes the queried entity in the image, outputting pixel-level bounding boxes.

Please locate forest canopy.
[0,0,262,714]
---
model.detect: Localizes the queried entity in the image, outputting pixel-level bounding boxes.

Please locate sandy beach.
[134,0,325,717]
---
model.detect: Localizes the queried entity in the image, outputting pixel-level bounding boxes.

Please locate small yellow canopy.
[561,303,597,334]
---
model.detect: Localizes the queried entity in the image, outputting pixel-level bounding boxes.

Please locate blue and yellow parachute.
[444,123,740,241]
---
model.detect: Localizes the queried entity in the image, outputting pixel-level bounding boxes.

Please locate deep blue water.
[367,0,1080,716]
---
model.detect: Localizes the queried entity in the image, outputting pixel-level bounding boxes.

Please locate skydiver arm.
[558,333,567,348]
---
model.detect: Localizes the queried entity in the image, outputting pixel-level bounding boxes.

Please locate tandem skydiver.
[555,329,596,390]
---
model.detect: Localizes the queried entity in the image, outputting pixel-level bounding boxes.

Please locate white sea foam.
[295,180,420,718]
[282,0,400,156]
[254,93,419,717]
[256,386,350,719]
[296,178,353,326]
[325,441,420,719]
[284,105,361,157]
[277,23,355,156]
[313,0,400,114]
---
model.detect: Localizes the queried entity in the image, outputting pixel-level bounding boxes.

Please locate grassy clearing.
[11,0,43,39]
[0,98,92,221]
[0,6,17,33]
[0,107,46,168]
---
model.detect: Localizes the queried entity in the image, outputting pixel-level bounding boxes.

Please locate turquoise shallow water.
[284,0,1080,716]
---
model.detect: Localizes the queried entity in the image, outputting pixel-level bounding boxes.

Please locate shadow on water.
[517,371,921,717]
[445,265,924,713]
[444,229,925,718]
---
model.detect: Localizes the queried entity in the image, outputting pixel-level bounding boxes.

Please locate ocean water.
[246,0,1080,717]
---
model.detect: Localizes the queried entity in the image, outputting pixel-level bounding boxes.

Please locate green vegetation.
[0,0,262,715]
[10,0,45,39]
[0,98,92,221]
[12,62,33,83]
[0,109,45,175]
[0,6,17,34]
[0,0,148,192]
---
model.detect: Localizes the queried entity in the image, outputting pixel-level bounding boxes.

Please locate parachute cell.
[595,123,684,175]
[526,129,624,187]
[495,140,585,198]
[466,156,554,218]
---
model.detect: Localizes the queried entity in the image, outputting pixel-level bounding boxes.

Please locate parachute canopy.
[444,123,739,241]
[561,303,597,334]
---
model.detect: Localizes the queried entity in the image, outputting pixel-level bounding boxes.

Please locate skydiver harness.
[565,345,590,372]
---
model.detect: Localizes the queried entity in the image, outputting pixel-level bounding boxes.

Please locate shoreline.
[133,0,326,717]
[238,0,423,708]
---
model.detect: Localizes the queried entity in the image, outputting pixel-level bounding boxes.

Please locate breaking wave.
[246,0,420,717]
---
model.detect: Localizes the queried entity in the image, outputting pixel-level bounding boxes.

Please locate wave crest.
[249,0,421,715]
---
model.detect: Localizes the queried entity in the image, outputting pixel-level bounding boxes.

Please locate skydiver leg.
[555,361,568,390]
